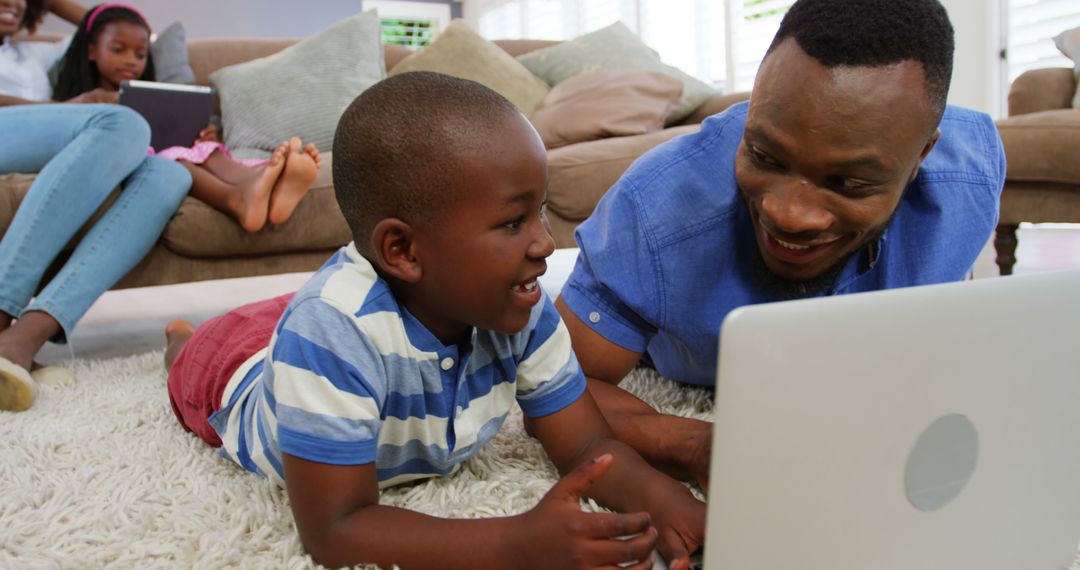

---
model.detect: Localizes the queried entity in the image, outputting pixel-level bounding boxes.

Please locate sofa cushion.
[1054,26,1080,108]
[151,21,196,85]
[530,70,683,149]
[517,22,715,125]
[996,109,1080,186]
[388,20,550,117]
[209,10,385,155]
[160,153,352,257]
[546,125,699,221]
[0,174,34,239]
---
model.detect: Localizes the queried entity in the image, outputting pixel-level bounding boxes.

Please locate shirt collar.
[829,229,888,294]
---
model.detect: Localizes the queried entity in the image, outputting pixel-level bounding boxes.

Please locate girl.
[55,3,321,233]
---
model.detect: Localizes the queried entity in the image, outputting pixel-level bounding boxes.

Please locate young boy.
[164,72,705,570]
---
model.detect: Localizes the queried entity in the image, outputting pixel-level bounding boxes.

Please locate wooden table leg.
[994,223,1018,276]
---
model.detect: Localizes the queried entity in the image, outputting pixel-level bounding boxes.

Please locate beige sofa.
[0,37,749,289]
[994,68,1080,274]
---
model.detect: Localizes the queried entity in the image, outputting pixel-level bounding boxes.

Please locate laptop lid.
[118,80,214,152]
[704,269,1080,570]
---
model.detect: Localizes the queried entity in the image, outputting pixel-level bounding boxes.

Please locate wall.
[938,0,1006,117]
[37,1,435,39]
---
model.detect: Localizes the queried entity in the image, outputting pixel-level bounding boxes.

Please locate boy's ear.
[370,218,422,283]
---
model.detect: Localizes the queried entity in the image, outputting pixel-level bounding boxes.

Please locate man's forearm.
[587,377,711,484]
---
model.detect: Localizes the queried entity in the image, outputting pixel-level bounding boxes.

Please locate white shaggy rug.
[0,352,710,569]
[1,351,1077,569]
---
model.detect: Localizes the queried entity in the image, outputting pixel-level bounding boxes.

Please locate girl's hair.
[53,4,155,101]
[22,0,47,34]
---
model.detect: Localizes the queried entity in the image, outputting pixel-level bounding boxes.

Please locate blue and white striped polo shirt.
[208,243,586,488]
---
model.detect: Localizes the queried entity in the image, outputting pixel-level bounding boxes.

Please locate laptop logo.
[904,413,979,512]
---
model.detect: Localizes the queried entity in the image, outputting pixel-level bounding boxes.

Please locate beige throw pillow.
[388,20,550,116]
[1054,26,1080,108]
[530,71,683,149]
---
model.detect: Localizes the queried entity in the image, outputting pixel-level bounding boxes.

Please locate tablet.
[119,79,214,152]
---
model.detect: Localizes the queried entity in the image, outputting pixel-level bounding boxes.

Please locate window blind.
[1007,0,1080,81]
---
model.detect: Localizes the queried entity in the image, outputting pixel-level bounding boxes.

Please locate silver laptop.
[697,269,1080,570]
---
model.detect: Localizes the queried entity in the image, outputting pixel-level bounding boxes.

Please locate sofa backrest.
[186,38,562,88]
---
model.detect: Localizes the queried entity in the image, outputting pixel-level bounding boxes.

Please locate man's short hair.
[769,0,954,123]
[332,72,521,252]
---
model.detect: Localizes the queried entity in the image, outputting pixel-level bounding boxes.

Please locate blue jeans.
[0,104,191,341]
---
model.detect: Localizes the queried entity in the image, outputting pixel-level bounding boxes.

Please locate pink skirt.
[151,141,267,168]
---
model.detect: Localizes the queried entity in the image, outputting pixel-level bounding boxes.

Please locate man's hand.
[510,454,658,570]
[196,123,219,144]
[67,88,118,104]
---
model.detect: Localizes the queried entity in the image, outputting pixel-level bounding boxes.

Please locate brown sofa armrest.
[1008,68,1076,117]
[676,91,751,125]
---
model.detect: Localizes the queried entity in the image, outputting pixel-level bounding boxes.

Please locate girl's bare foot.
[267,137,320,226]
[234,141,289,233]
[164,319,197,370]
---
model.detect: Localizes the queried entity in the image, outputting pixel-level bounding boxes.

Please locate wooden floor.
[973,224,1080,278]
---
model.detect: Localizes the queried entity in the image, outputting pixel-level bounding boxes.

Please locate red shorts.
[167,293,293,447]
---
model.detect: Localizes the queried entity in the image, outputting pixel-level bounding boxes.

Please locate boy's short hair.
[770,0,954,125]
[332,71,522,252]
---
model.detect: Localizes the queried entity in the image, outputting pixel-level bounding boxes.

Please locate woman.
[0,0,191,411]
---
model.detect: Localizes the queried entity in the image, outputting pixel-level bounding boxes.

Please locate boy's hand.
[196,124,219,143]
[67,88,118,104]
[512,454,658,570]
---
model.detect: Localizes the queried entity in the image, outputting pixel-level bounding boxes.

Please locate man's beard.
[753,225,888,299]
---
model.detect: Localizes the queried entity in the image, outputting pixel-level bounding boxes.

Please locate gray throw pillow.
[517,22,715,124]
[151,21,196,85]
[210,10,386,154]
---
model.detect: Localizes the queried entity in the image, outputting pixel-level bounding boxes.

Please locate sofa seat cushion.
[997,109,1080,186]
[546,125,699,221]
[161,153,351,257]
[0,173,35,238]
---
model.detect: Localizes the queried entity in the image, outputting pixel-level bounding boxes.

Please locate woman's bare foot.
[267,137,320,226]
[164,319,197,370]
[233,141,289,233]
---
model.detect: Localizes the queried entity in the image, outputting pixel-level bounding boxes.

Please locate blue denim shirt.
[561,102,1006,386]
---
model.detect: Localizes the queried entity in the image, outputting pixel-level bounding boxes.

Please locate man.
[556,0,1006,489]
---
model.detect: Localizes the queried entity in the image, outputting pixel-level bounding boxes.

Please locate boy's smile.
[405,112,554,345]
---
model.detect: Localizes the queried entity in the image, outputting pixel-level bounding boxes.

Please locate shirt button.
[588,311,601,324]
[440,357,454,371]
